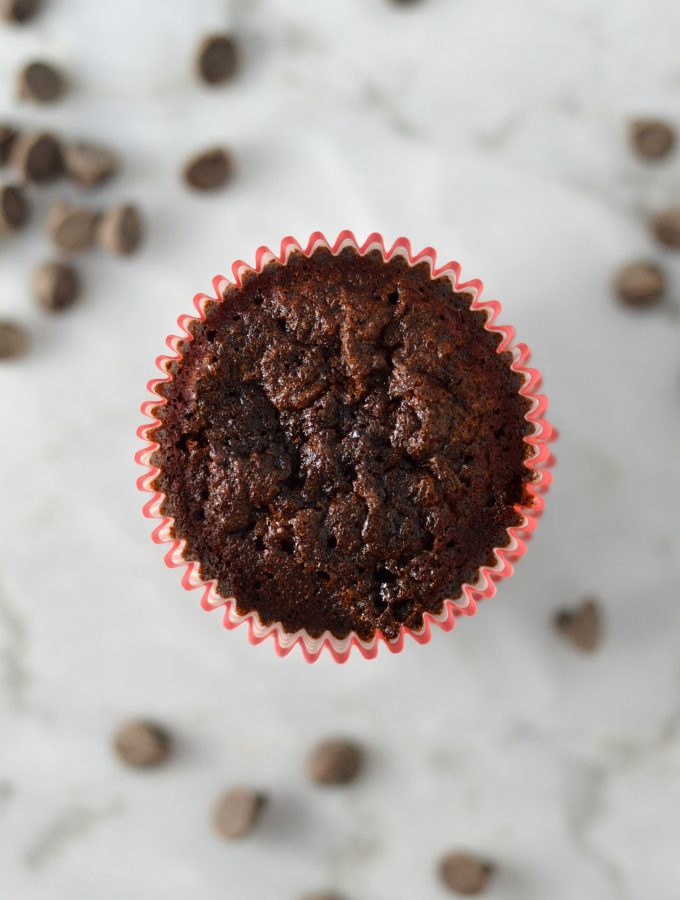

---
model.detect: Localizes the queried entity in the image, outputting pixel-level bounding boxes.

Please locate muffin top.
[152,247,532,642]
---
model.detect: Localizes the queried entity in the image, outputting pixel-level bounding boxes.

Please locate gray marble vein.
[562,759,631,900]
[0,577,30,713]
[1,0,680,897]
[24,801,124,872]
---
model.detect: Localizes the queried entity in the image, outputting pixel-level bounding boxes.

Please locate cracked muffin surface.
[151,247,533,641]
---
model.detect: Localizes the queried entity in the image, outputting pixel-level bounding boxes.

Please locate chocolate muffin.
[151,247,533,642]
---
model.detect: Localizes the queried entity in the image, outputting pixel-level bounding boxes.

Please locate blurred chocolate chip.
[47,202,98,252]
[307,738,363,786]
[33,261,80,312]
[630,119,675,160]
[18,61,66,104]
[440,852,494,896]
[214,787,266,839]
[11,132,62,183]
[113,720,171,768]
[0,184,30,232]
[63,143,118,189]
[650,208,680,249]
[183,147,232,191]
[97,204,142,255]
[196,34,238,85]
[0,320,28,360]
[299,894,345,900]
[555,599,601,652]
[0,125,18,166]
[389,0,425,6]
[1,0,41,23]
[614,261,665,309]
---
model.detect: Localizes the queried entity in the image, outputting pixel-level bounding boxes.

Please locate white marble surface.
[1,0,680,897]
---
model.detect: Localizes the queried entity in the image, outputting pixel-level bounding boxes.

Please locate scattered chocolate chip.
[0,125,18,166]
[1,0,40,23]
[97,204,142,256]
[183,147,232,192]
[555,599,601,652]
[196,34,239,85]
[630,119,675,160]
[47,202,98,253]
[18,61,66,104]
[0,320,28,360]
[614,261,665,309]
[113,720,171,768]
[307,738,363,786]
[440,852,494,896]
[0,184,30,232]
[650,208,680,249]
[63,142,118,189]
[33,261,80,312]
[214,787,266,839]
[10,131,62,184]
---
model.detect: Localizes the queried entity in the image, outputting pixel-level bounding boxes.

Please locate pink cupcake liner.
[136,231,555,663]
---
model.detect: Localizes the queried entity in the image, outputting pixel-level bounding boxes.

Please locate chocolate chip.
[614,261,665,309]
[63,143,118,189]
[183,148,232,191]
[97,204,143,255]
[299,893,344,900]
[389,0,425,6]
[18,61,66,104]
[307,738,363,786]
[630,119,675,160]
[47,202,98,252]
[0,125,18,166]
[33,261,80,312]
[0,320,28,360]
[196,34,239,85]
[1,0,40,23]
[214,787,266,839]
[10,132,62,184]
[555,599,601,652]
[439,852,494,896]
[113,720,171,768]
[650,208,680,249]
[0,184,30,232]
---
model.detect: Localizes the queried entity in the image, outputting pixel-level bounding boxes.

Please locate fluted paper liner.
[136,231,555,663]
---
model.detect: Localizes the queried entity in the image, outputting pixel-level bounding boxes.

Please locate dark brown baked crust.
[151,247,532,641]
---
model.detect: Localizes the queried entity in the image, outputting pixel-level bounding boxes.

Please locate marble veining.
[0,578,29,714]
[1,0,680,898]
[24,801,124,872]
